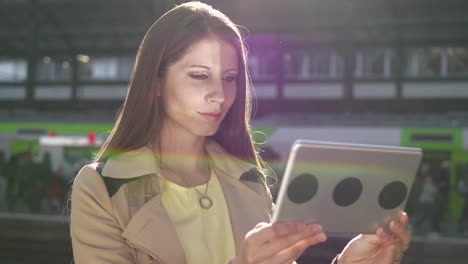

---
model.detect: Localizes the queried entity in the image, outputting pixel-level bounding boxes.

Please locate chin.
[195,126,220,137]
[203,129,219,137]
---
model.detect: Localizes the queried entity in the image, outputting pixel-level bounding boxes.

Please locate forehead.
[177,35,239,69]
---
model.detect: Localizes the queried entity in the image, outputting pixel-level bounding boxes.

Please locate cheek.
[225,87,237,108]
[164,80,197,108]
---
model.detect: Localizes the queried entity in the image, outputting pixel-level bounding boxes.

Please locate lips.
[200,112,221,116]
[199,111,222,121]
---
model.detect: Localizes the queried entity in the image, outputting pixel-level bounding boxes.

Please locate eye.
[190,73,208,80]
[223,75,237,83]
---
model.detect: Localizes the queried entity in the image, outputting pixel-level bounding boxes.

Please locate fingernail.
[401,212,407,221]
[312,224,322,232]
[377,227,383,234]
[318,233,327,242]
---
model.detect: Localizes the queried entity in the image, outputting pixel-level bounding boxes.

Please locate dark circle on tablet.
[287,173,319,204]
[333,177,363,207]
[379,181,408,209]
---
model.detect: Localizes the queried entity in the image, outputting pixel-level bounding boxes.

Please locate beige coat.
[70,140,274,264]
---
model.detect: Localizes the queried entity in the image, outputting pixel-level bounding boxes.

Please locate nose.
[206,80,226,104]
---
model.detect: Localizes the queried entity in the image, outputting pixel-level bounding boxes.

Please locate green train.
[0,121,466,220]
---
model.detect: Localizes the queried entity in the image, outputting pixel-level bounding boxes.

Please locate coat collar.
[101,139,255,180]
[121,166,270,264]
[116,139,269,264]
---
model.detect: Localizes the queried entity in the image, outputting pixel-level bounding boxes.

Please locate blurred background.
[1,0,468,263]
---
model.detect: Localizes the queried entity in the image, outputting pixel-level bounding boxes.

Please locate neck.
[154,122,210,186]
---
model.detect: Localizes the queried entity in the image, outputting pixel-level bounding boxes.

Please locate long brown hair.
[94,2,261,168]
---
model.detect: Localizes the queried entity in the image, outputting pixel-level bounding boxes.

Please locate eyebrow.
[189,64,210,70]
[188,64,238,72]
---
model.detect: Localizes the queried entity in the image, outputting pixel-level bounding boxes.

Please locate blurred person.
[5,153,19,211]
[406,162,427,220]
[49,167,65,214]
[457,169,468,236]
[13,151,36,212]
[37,152,53,213]
[432,160,451,233]
[24,150,43,213]
[412,166,438,235]
[0,151,6,211]
[38,152,53,191]
[70,2,411,264]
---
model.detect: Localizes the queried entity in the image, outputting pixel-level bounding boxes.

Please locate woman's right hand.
[232,221,327,264]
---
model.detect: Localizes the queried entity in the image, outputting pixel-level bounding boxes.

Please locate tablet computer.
[271,140,422,235]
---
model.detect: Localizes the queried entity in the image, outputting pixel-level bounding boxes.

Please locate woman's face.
[161,35,238,138]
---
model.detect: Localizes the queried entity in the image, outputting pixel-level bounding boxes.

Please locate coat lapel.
[106,139,271,263]
[122,194,186,264]
[119,156,271,263]
[215,167,271,256]
[206,139,271,255]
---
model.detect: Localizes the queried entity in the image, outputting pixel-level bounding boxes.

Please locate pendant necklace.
[160,157,213,210]
[193,177,213,210]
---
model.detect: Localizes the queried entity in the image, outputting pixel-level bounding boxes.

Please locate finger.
[399,211,409,226]
[254,224,324,264]
[385,237,401,263]
[378,225,406,262]
[393,250,403,263]
[389,220,411,249]
[255,222,268,229]
[393,239,404,263]
[246,222,306,249]
[390,219,411,240]
[254,224,326,263]
[275,232,326,263]
[399,211,411,250]
[376,226,392,244]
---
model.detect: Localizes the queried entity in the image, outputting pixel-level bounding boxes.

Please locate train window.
[283,49,343,80]
[16,128,48,135]
[405,47,443,77]
[283,51,302,79]
[355,48,395,79]
[410,133,453,143]
[447,47,468,77]
[247,49,278,81]
[77,54,134,81]
[0,58,27,82]
[36,56,72,82]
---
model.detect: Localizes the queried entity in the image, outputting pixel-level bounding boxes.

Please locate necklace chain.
[159,157,213,209]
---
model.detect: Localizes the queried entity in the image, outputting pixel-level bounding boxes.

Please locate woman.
[70,2,411,263]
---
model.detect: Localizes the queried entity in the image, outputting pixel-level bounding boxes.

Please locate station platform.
[0,213,467,263]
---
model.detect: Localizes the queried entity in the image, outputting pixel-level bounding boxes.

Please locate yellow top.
[160,168,236,264]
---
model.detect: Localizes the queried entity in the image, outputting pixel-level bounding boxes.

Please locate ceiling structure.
[1,0,468,54]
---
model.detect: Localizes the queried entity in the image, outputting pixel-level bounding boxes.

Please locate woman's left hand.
[337,211,411,264]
